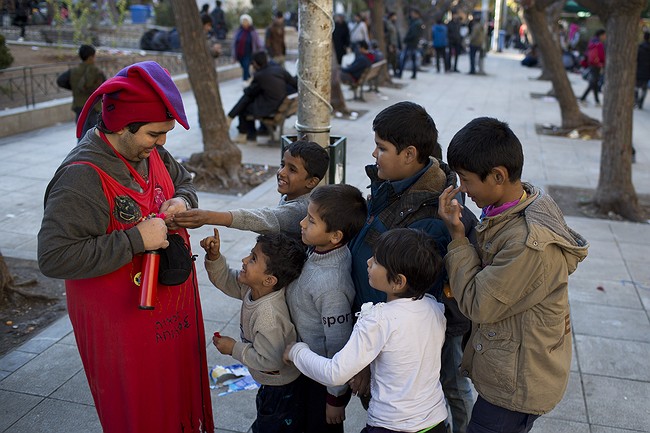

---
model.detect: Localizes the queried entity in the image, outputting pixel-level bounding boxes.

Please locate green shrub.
[154,1,175,27]
[0,34,14,70]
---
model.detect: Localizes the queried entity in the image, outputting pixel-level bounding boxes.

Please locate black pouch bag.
[57,69,72,90]
[158,233,195,286]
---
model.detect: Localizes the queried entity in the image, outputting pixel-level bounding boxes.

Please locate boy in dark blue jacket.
[348,101,477,433]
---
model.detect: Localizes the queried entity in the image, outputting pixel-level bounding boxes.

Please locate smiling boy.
[286,184,367,432]
[201,228,307,432]
[438,117,589,433]
[173,140,329,239]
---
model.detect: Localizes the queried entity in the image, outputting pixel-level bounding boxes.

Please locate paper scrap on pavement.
[209,364,260,396]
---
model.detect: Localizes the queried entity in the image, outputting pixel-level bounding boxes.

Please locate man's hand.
[325,403,345,424]
[213,334,235,355]
[438,185,466,240]
[160,197,188,215]
[348,366,370,397]
[136,217,169,250]
[200,228,221,261]
[161,197,189,230]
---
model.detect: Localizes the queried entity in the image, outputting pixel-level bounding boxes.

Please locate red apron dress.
[65,138,214,433]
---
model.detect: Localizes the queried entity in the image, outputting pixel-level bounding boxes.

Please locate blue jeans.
[399,47,418,78]
[441,334,474,433]
[467,396,539,433]
[239,55,252,80]
[252,379,304,433]
[469,45,480,73]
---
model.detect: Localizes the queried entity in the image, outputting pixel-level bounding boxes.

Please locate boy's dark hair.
[595,29,606,38]
[275,10,283,18]
[373,228,442,300]
[447,117,524,181]
[252,51,268,68]
[309,184,367,245]
[285,140,330,180]
[358,40,369,50]
[79,45,96,61]
[372,101,442,163]
[256,233,307,289]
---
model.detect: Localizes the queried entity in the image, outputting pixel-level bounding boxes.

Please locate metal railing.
[0,52,233,110]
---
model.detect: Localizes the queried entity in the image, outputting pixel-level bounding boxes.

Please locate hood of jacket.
[480,183,589,275]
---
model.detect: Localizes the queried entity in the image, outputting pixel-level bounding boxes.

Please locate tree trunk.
[521,1,599,130]
[534,1,563,80]
[0,252,12,304]
[331,47,350,114]
[368,0,392,85]
[171,0,242,188]
[576,0,644,221]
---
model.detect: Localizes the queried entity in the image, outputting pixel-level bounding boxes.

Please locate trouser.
[399,47,418,78]
[239,55,252,80]
[299,375,347,433]
[434,47,448,72]
[387,45,399,75]
[469,45,481,73]
[252,379,304,433]
[228,94,257,139]
[440,334,474,433]
[448,42,462,71]
[581,66,602,103]
[14,16,27,37]
[467,396,539,433]
[635,79,648,109]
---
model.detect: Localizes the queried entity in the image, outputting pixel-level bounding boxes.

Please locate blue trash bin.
[130,5,148,24]
[498,30,506,52]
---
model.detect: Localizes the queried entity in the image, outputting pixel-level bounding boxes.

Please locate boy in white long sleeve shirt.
[285,228,448,433]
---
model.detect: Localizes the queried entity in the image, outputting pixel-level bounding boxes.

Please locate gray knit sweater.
[205,255,301,386]
[229,194,309,238]
[285,245,355,397]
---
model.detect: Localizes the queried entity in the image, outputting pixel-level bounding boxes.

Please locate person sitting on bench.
[340,40,372,85]
[227,51,297,144]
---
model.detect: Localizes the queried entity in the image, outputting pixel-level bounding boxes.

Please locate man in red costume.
[37,61,214,433]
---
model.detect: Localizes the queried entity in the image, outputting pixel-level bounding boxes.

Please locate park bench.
[350,59,386,102]
[247,93,298,144]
